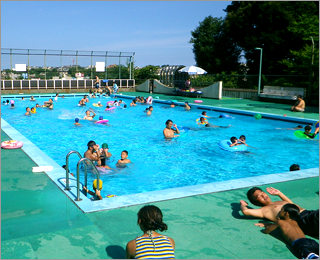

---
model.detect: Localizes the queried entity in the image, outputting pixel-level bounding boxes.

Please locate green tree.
[190,16,242,74]
[135,65,160,80]
[224,1,319,75]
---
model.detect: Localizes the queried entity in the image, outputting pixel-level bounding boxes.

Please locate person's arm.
[95,189,103,200]
[254,222,279,234]
[240,200,264,218]
[83,186,95,196]
[126,240,136,259]
[229,142,238,147]
[173,124,180,134]
[266,187,293,203]
[168,237,175,250]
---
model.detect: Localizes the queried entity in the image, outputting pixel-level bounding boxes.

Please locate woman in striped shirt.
[126,205,175,259]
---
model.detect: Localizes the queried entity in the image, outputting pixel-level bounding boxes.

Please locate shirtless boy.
[116,150,131,167]
[83,109,96,120]
[240,187,319,237]
[291,95,305,112]
[255,204,319,259]
[84,140,102,166]
[163,119,180,138]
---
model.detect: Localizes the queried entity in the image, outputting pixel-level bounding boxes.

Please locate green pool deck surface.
[1,92,319,259]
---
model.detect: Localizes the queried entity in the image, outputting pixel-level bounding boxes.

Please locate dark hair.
[282,204,300,221]
[297,125,303,129]
[124,104,127,108]
[26,107,30,111]
[166,119,173,125]
[137,205,168,232]
[87,140,96,147]
[240,135,246,140]
[230,137,237,143]
[305,125,312,131]
[205,124,210,127]
[202,111,206,115]
[200,117,205,121]
[290,164,300,171]
[149,106,153,109]
[247,187,263,206]
[297,95,303,99]
[122,150,128,155]
[6,99,9,103]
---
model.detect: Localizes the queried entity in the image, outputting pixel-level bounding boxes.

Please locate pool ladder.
[65,151,100,201]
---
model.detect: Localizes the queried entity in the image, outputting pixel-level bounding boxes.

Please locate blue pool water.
[1,96,318,198]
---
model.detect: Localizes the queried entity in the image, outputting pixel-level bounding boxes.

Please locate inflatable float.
[218,140,247,152]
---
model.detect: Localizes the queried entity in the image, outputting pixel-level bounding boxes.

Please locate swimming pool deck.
[1,92,319,259]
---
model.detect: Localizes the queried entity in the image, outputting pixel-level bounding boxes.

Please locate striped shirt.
[135,235,175,259]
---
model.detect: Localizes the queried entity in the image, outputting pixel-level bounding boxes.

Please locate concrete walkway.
[1,93,319,259]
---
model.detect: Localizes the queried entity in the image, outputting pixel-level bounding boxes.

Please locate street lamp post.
[254,47,263,97]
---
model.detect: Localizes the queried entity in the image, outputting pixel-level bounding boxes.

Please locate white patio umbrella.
[178,65,207,75]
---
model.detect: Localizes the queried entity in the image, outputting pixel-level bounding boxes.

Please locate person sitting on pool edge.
[303,125,317,139]
[290,164,300,171]
[240,186,319,237]
[83,179,103,201]
[291,95,305,112]
[83,109,96,120]
[116,150,132,168]
[163,119,180,138]
[184,101,190,110]
[126,205,175,259]
[74,118,81,126]
[255,204,319,259]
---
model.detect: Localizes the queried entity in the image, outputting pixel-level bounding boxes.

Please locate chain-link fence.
[1,48,135,80]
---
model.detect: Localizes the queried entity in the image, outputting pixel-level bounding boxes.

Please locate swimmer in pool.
[30,96,36,101]
[170,102,175,108]
[25,107,31,116]
[130,100,137,107]
[35,103,41,108]
[116,150,132,167]
[44,98,53,109]
[237,135,249,146]
[97,101,103,107]
[197,117,208,125]
[201,111,216,119]
[147,106,153,116]
[84,140,102,166]
[163,119,180,138]
[229,136,241,147]
[99,143,112,166]
[31,107,36,114]
[74,118,81,126]
[83,109,96,120]
[21,97,25,101]
[276,125,303,130]
[54,93,59,101]
[303,125,317,139]
[184,101,191,110]
[205,124,232,128]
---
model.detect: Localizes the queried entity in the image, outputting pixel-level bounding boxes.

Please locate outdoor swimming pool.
[1,95,319,201]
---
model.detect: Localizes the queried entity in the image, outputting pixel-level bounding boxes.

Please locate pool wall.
[1,95,318,213]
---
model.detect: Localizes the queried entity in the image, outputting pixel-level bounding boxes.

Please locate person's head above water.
[121,150,129,159]
[75,118,79,123]
[239,135,246,140]
[304,125,312,132]
[201,111,206,115]
[166,119,173,126]
[297,125,303,129]
[290,164,300,171]
[87,140,96,148]
[230,136,237,143]
[137,205,168,232]
[247,187,272,206]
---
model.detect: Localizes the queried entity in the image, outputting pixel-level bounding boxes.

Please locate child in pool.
[303,125,317,139]
[116,150,131,167]
[74,118,81,126]
[83,179,103,201]
[229,136,241,147]
[237,135,248,146]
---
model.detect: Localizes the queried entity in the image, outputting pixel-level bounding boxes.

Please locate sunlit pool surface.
[1,96,319,199]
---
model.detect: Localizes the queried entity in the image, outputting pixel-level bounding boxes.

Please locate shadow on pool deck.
[1,94,319,259]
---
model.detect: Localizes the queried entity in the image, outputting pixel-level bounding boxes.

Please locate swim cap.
[98,101,101,104]
[75,118,79,123]
[99,116,103,120]
[102,143,108,149]
[93,179,103,190]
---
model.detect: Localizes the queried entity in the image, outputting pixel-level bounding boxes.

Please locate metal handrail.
[75,158,100,201]
[65,151,82,191]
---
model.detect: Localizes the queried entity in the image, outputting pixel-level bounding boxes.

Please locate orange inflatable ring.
[1,140,23,149]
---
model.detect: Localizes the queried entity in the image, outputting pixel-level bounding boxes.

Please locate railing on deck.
[1,79,135,90]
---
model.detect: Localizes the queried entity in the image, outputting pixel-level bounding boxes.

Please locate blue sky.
[1,1,232,69]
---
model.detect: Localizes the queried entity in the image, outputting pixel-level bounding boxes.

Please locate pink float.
[96,119,109,124]
[194,100,203,103]
[107,101,114,106]
[105,107,116,111]
[1,140,23,149]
